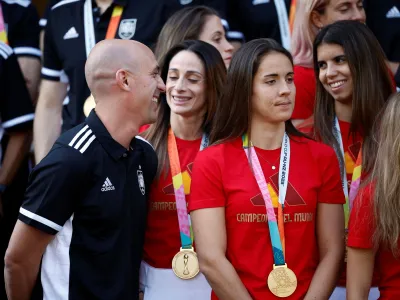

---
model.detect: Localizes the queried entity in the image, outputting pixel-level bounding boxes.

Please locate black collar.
[90,0,128,9]
[113,0,128,8]
[86,110,136,161]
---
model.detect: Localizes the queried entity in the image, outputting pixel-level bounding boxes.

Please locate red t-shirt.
[189,136,345,299]
[348,184,400,299]
[292,66,316,120]
[143,137,202,268]
[298,120,363,286]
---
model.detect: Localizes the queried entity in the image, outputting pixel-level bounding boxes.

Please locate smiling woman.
[300,20,394,300]
[291,0,366,120]
[140,40,227,300]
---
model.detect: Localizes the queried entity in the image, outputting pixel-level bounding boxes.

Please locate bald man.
[4,40,165,300]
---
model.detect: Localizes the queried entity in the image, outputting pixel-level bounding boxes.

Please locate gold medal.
[83,94,96,117]
[172,247,200,280]
[267,264,297,298]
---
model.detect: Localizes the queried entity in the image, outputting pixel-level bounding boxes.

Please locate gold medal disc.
[267,264,297,298]
[83,94,96,117]
[172,247,200,280]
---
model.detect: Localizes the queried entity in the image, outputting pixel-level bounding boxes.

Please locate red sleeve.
[347,184,375,249]
[316,144,346,204]
[188,146,226,211]
[291,66,316,120]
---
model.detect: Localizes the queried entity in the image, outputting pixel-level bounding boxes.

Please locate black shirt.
[364,0,400,86]
[19,111,158,300]
[0,0,40,59]
[42,0,192,132]
[226,0,291,44]
[0,41,34,154]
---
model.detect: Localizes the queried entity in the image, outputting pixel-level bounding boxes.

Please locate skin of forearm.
[0,132,32,185]
[4,257,39,300]
[17,57,41,105]
[33,99,62,163]
[304,249,343,300]
[201,256,253,300]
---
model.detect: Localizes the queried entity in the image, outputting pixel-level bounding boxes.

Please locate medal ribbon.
[333,117,362,228]
[84,0,124,58]
[274,0,291,50]
[242,133,290,266]
[0,4,8,44]
[168,128,209,249]
[289,0,296,33]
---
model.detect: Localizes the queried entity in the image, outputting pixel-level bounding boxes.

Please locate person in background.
[0,0,41,103]
[154,5,233,69]
[0,41,35,300]
[189,38,345,299]
[4,40,163,300]
[140,40,226,300]
[347,92,400,300]
[364,0,400,89]
[300,20,394,300]
[291,0,365,122]
[226,0,294,50]
[138,5,233,133]
[34,0,190,164]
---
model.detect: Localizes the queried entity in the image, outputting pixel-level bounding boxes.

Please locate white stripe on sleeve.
[19,207,63,232]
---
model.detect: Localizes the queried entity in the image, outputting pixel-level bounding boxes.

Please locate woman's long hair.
[210,38,307,145]
[145,40,226,178]
[154,6,220,62]
[291,0,329,68]
[372,93,400,255]
[313,20,393,176]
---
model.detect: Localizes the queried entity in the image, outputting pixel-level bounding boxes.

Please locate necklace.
[255,149,281,170]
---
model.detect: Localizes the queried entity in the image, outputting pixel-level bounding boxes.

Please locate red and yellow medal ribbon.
[106,6,123,39]
[0,4,9,44]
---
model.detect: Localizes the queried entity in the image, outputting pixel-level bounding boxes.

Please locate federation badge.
[137,165,145,195]
[118,19,137,40]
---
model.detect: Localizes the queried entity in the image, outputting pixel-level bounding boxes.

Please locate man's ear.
[310,10,324,30]
[116,69,131,91]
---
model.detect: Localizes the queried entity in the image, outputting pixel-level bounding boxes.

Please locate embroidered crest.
[118,19,137,40]
[137,165,145,195]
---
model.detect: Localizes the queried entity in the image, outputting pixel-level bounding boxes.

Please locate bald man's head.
[85,39,155,99]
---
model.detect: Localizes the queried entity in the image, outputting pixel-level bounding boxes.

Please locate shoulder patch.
[135,136,154,150]
[1,0,30,8]
[68,125,97,154]
[51,0,80,10]
[0,42,13,59]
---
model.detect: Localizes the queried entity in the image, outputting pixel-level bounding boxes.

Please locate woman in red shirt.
[189,38,345,300]
[138,5,233,133]
[347,92,400,299]
[291,0,366,121]
[139,40,226,299]
[308,20,394,299]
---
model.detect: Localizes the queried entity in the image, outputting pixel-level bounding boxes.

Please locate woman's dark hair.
[313,20,394,175]
[145,40,227,177]
[154,5,220,62]
[210,38,306,145]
